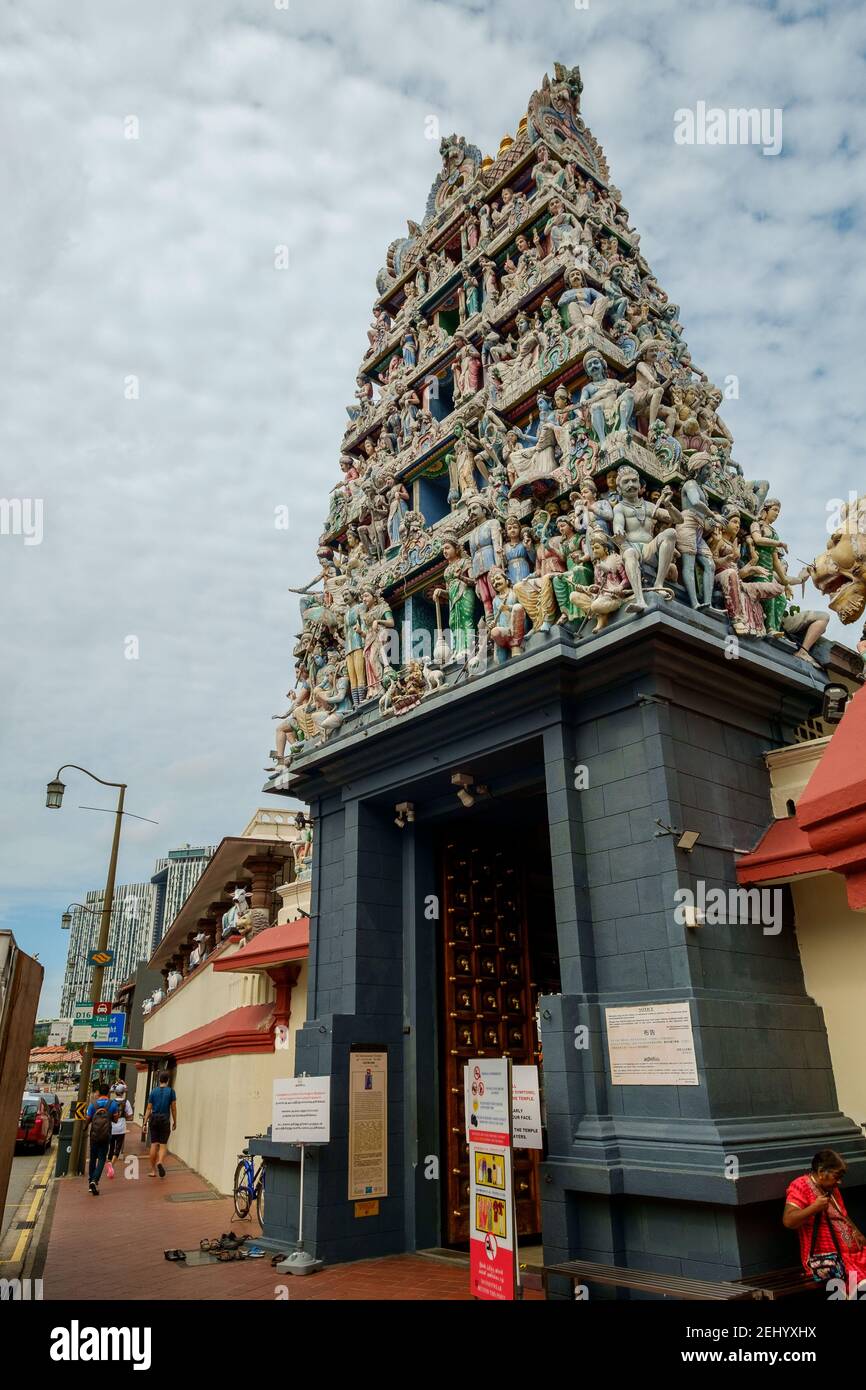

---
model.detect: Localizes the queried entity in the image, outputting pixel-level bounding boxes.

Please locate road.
[2,1145,53,1246]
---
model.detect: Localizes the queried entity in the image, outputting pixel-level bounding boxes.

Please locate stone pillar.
[293,795,406,1264]
[538,669,866,1284]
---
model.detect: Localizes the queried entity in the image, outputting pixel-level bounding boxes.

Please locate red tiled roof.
[212,918,309,974]
[736,817,828,885]
[737,685,866,909]
[153,1004,275,1063]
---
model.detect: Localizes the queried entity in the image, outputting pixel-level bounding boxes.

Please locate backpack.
[90,1101,112,1144]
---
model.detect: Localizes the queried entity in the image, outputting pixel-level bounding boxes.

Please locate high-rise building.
[59,881,155,1016]
[149,845,216,953]
[59,844,216,1015]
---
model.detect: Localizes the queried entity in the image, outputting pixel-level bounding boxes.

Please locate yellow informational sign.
[348,1050,388,1201]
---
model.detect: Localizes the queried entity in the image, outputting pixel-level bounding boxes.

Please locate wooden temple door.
[440,827,560,1246]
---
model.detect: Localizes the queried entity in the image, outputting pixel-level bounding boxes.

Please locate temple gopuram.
[261,64,866,1285]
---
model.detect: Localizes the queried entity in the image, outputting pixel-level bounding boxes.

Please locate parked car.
[16,1093,53,1153]
[40,1091,62,1133]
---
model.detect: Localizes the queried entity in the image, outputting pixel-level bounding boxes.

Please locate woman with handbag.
[783,1149,866,1296]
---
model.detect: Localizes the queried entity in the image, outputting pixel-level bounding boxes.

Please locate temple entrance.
[438,804,560,1246]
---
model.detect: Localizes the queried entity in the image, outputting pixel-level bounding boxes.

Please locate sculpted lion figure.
[810,495,866,625]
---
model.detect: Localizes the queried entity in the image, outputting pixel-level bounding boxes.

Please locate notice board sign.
[348,1049,388,1200]
[272,1075,331,1145]
[465,1058,516,1301]
[511,1065,543,1149]
[605,1002,699,1086]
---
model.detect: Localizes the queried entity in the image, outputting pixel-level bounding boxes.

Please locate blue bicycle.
[233,1148,265,1226]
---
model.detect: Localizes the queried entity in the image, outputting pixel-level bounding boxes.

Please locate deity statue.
[663,452,719,610]
[452,335,483,400]
[748,499,794,636]
[502,514,535,584]
[461,270,482,319]
[710,506,782,638]
[479,256,500,306]
[531,146,568,199]
[342,588,368,707]
[402,325,418,370]
[449,421,487,503]
[546,197,584,259]
[513,509,565,633]
[379,474,408,549]
[612,465,677,613]
[548,513,593,622]
[501,233,541,298]
[434,535,477,655]
[558,269,606,333]
[366,306,392,356]
[574,476,613,538]
[465,496,505,618]
[487,568,527,663]
[310,650,353,740]
[569,531,632,632]
[580,350,635,441]
[360,586,396,695]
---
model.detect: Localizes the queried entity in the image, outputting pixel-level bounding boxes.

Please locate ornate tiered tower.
[261,65,865,1280]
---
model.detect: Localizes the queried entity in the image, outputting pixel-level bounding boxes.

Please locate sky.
[1,0,864,1017]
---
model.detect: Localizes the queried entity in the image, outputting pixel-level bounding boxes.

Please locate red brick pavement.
[38,1127,503,1301]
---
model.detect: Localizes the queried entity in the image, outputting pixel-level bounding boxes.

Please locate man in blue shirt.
[85,1083,118,1195]
[143,1071,177,1179]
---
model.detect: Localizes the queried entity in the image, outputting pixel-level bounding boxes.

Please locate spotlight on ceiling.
[822,683,849,726]
[394,801,415,829]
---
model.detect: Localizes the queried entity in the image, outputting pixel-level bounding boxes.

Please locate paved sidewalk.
[37,1127,478,1301]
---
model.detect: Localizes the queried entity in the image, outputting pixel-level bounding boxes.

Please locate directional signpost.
[70,1000,126,1046]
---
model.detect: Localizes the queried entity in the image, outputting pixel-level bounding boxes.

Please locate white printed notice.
[605,1002,699,1086]
[272,1075,331,1144]
[511,1065,543,1150]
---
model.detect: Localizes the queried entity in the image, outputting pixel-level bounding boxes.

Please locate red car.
[16,1093,53,1153]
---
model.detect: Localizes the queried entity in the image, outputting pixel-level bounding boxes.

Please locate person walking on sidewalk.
[144,1071,177,1179]
[85,1083,118,1195]
[107,1081,133,1168]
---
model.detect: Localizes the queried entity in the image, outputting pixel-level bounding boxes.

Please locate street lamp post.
[46,765,127,1177]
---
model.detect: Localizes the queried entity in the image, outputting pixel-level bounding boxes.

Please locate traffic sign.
[70,1001,126,1046]
[88,949,114,967]
[72,1101,89,1121]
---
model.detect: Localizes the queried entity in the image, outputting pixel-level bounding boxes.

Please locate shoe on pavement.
[157,1162,166,1178]
[89,1181,99,1196]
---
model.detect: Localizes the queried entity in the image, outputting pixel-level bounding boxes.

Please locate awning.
[148,1004,275,1063]
[212,917,309,974]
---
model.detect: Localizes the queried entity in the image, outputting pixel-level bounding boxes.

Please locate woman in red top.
[783,1149,866,1295]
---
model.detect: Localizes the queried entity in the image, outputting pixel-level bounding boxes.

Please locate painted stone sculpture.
[266,63,843,775]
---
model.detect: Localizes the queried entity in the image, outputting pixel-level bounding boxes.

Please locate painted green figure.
[750,500,788,636]
[550,517,593,622]
[437,538,477,653]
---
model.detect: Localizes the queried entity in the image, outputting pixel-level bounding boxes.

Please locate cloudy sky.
[1,0,863,1016]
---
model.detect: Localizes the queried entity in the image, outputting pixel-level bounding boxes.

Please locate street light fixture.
[61,901,101,931]
[46,779,65,809]
[45,764,128,1177]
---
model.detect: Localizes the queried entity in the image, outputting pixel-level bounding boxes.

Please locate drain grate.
[164,1191,226,1203]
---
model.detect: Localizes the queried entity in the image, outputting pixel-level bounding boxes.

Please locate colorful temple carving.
[266,63,832,783]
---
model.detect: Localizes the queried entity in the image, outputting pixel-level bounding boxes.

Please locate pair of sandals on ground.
[164,1231,267,1263]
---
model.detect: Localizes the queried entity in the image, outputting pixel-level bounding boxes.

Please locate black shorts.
[149,1114,171,1145]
